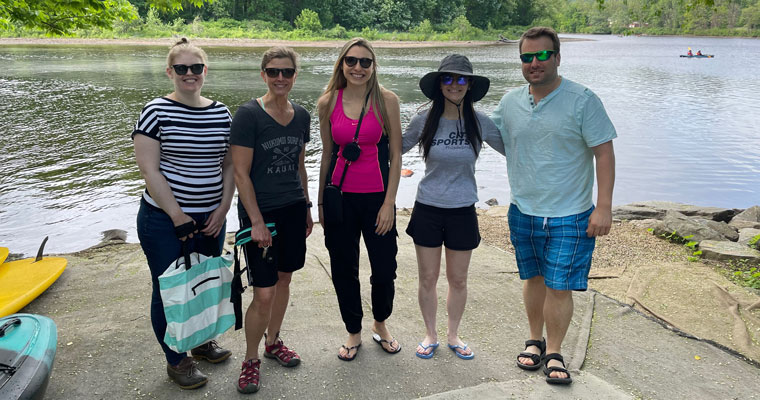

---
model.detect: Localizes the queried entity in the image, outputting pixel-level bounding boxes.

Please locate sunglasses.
[264,68,296,78]
[441,74,470,86]
[344,56,373,68]
[519,50,555,63]
[171,63,204,75]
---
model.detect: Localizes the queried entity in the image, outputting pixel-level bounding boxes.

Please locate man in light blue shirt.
[491,26,616,385]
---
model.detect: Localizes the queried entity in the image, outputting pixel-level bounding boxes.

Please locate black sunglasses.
[344,56,373,68]
[263,68,296,78]
[171,63,204,75]
[519,50,555,63]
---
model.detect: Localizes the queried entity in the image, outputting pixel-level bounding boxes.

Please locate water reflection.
[1,36,759,256]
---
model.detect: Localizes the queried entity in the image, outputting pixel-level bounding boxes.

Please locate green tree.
[742,2,760,30]
[332,0,376,30]
[375,0,412,30]
[294,8,321,31]
[473,0,521,28]
[0,0,214,35]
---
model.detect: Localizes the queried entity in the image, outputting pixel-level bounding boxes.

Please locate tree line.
[2,0,759,37]
[124,0,760,36]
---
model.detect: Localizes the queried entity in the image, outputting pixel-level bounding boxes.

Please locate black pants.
[324,192,398,334]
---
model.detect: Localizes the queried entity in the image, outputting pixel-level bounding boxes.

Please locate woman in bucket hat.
[402,54,505,360]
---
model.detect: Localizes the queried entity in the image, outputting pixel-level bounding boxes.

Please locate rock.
[729,219,760,230]
[612,201,738,222]
[612,204,664,220]
[656,210,735,242]
[698,240,760,264]
[485,198,499,206]
[737,228,760,247]
[397,208,412,216]
[731,205,760,224]
[81,229,128,251]
[7,253,25,261]
[704,220,739,242]
[629,218,661,230]
[485,205,508,217]
[102,229,127,242]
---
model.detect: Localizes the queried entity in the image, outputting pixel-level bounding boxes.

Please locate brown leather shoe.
[191,340,232,363]
[166,357,208,390]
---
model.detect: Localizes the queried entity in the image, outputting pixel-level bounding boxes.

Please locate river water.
[1,35,759,256]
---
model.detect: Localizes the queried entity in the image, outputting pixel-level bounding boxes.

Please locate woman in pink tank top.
[317,37,403,361]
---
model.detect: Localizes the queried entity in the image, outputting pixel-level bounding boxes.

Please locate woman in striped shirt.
[132,38,234,390]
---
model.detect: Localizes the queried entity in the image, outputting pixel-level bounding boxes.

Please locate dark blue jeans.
[136,199,226,365]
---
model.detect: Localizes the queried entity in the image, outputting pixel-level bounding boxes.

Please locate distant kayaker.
[687,48,693,56]
[697,50,702,56]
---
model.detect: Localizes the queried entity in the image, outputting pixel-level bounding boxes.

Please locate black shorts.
[405,201,480,251]
[240,201,307,288]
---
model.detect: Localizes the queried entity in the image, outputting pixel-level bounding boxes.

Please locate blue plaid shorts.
[507,204,596,291]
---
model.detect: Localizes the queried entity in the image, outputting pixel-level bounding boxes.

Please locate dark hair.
[418,88,482,161]
[519,26,560,54]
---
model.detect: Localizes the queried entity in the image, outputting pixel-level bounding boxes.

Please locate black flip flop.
[337,343,361,361]
[516,338,546,371]
[372,333,401,354]
[543,353,572,385]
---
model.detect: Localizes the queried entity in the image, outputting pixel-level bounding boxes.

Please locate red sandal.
[237,359,261,394]
[264,334,301,367]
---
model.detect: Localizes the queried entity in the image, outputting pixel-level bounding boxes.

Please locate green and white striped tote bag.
[159,252,235,353]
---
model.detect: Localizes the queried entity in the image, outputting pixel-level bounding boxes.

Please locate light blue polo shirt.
[491,77,616,217]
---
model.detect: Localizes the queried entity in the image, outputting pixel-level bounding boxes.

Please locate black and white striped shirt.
[132,97,231,213]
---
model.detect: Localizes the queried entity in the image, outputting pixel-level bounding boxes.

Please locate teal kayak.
[0,314,57,400]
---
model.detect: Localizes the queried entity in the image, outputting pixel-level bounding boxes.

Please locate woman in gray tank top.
[402,54,505,360]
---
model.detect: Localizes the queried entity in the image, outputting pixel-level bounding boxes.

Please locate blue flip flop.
[415,342,440,359]
[448,343,475,360]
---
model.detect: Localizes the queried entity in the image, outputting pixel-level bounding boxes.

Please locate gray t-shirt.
[402,110,505,208]
[230,99,310,216]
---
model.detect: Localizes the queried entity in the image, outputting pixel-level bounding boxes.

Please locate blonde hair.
[261,46,299,70]
[166,38,208,67]
[319,37,391,136]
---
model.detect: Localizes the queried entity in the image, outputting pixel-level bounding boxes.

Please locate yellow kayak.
[0,240,66,318]
[0,247,8,264]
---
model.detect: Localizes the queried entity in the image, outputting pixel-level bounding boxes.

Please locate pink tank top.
[330,89,385,193]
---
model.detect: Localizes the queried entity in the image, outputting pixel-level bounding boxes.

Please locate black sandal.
[543,353,572,385]
[372,333,401,354]
[337,343,361,361]
[516,338,545,371]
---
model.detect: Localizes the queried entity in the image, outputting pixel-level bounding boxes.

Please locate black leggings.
[324,192,398,334]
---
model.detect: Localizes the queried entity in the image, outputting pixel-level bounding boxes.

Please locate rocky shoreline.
[474,201,760,362]
[611,201,760,263]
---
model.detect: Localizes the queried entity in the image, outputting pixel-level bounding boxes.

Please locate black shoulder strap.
[231,245,245,330]
[331,90,372,189]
